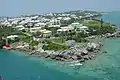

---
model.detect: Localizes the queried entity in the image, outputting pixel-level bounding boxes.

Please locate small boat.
[69,63,83,67]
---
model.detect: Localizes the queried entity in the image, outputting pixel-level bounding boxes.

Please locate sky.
[0,0,120,16]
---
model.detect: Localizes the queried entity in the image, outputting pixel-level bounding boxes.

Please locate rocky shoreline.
[6,40,104,64]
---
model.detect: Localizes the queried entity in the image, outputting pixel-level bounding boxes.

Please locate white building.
[79,26,89,31]
[40,29,52,37]
[30,27,42,33]
[57,26,73,32]
[7,35,19,40]
[15,25,25,31]
[34,22,46,27]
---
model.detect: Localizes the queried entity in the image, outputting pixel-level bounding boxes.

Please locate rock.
[76,55,82,60]
[71,56,78,60]
[66,40,76,47]
[79,58,85,62]
[83,55,89,60]
[55,57,62,61]
[81,49,88,55]
[50,55,56,59]
[45,55,50,58]
[87,43,98,51]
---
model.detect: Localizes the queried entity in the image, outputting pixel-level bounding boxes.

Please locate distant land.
[0,10,100,18]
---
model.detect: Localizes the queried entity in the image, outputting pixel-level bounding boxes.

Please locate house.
[79,26,89,31]
[70,23,83,29]
[30,27,42,33]
[48,25,60,28]
[34,22,46,27]
[15,25,25,31]
[57,29,68,32]
[63,17,71,21]
[42,30,52,37]
[57,26,73,33]
[40,29,52,38]
[7,35,19,40]
[76,26,89,33]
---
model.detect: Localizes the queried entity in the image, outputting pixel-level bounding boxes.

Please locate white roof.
[71,22,80,25]
[30,27,41,30]
[57,29,68,32]
[61,26,73,30]
[43,30,52,34]
[7,35,19,38]
[16,25,24,28]
[80,26,88,29]
[40,29,47,32]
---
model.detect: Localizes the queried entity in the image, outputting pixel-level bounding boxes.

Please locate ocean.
[1,11,120,80]
[101,11,120,27]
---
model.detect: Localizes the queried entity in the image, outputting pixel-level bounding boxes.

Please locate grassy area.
[83,20,110,27]
[22,32,32,36]
[20,35,39,46]
[83,20,116,35]
[51,39,66,43]
[42,41,69,51]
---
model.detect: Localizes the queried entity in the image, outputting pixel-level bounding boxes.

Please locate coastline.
[3,36,105,67]
[2,27,120,67]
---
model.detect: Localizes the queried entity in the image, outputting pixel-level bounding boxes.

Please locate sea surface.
[1,11,120,80]
[101,11,120,27]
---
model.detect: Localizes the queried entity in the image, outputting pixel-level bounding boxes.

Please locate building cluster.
[0,10,100,38]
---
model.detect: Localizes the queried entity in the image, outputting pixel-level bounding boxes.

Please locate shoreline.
[2,36,105,67]
[3,30,120,66]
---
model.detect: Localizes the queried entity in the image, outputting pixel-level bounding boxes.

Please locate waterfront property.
[0,10,117,63]
[1,10,120,80]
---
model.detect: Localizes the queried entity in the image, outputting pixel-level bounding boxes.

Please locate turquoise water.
[1,39,120,80]
[0,51,99,80]
[102,11,120,27]
[1,12,120,80]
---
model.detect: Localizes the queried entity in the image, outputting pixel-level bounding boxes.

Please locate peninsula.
[0,10,117,65]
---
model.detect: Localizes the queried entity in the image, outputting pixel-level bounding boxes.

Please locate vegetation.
[20,35,32,43]
[30,41,39,46]
[42,26,60,35]
[66,32,89,43]
[60,18,76,26]
[0,26,16,40]
[83,20,116,35]
[51,39,66,43]
[42,41,68,51]
[32,31,42,38]
[19,33,39,46]
[73,37,88,43]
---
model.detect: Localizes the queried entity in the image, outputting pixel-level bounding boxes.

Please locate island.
[0,10,118,66]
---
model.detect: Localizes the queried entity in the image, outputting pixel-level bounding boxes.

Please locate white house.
[79,26,89,31]
[15,25,25,31]
[57,29,68,32]
[7,35,19,40]
[40,29,52,37]
[30,27,42,33]
[76,26,89,33]
[48,25,60,28]
[34,22,46,27]
[63,17,71,21]
[57,26,73,32]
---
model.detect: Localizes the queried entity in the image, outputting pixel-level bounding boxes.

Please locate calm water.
[1,12,120,80]
[102,11,120,27]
